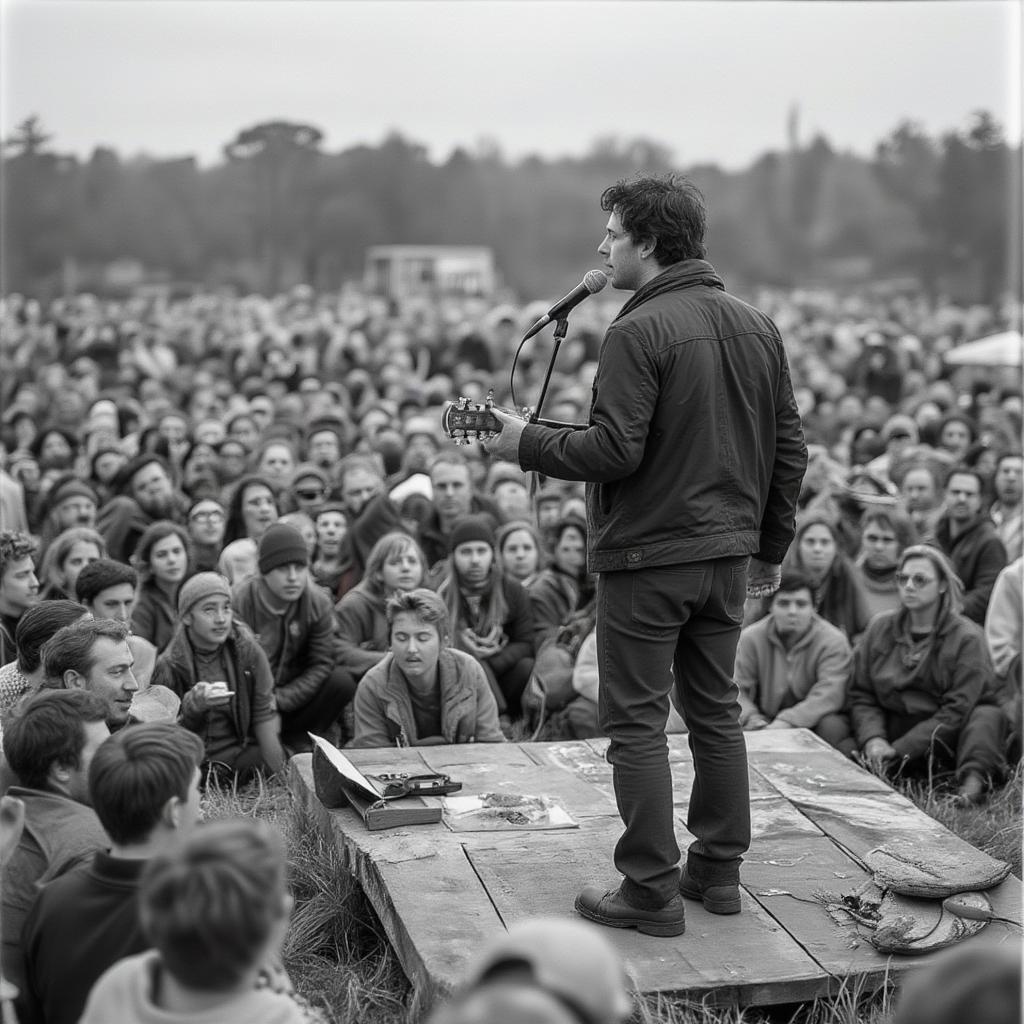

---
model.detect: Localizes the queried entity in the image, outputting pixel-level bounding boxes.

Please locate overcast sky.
[1,0,1019,170]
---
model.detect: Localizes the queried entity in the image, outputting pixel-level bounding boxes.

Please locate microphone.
[523,269,608,340]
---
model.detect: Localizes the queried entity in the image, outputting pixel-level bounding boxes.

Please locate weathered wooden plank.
[414,742,539,769]
[288,755,506,1000]
[748,749,896,798]
[465,825,830,1006]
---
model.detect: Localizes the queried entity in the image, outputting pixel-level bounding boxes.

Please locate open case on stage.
[309,734,460,830]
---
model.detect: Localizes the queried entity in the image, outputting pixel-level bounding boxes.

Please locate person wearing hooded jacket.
[151,572,286,782]
[849,544,1007,806]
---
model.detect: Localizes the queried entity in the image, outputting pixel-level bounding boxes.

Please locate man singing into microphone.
[484,174,807,937]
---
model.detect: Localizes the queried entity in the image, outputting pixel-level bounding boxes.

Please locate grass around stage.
[203,759,1022,1024]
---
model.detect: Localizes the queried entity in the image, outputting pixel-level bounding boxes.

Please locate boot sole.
[574,896,686,937]
[679,882,742,915]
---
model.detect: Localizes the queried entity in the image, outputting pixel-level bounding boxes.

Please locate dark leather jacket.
[519,260,807,572]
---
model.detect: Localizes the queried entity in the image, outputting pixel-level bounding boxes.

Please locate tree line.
[2,112,1018,304]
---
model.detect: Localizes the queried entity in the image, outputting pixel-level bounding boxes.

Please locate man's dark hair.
[0,530,37,580]
[2,689,109,791]
[88,723,204,846]
[772,571,816,600]
[75,558,139,604]
[14,600,87,674]
[943,465,985,492]
[41,618,131,687]
[600,174,707,264]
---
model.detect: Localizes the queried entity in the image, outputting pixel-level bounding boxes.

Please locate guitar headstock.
[441,397,502,445]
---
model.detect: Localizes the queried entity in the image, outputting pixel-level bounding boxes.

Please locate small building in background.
[365,245,496,300]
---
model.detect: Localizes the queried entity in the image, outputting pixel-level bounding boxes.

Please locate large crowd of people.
[0,281,1020,1020]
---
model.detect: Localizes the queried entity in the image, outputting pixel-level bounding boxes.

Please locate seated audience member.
[426,916,633,1024]
[36,526,106,601]
[152,573,286,782]
[989,450,1022,562]
[753,513,872,642]
[1,690,110,997]
[95,454,187,565]
[485,461,532,523]
[131,521,192,654]
[496,520,542,588]
[527,514,594,646]
[310,504,347,595]
[351,588,505,748]
[436,515,535,721]
[734,571,853,749]
[233,523,352,750]
[418,452,501,579]
[334,453,407,598]
[75,559,158,689]
[0,601,91,719]
[41,618,142,729]
[986,556,1022,761]
[0,531,39,666]
[892,456,946,540]
[79,819,312,1024]
[849,545,1007,805]
[185,497,227,573]
[223,475,281,546]
[34,477,100,562]
[279,510,317,555]
[20,723,205,1024]
[891,938,1021,1024]
[933,466,1008,624]
[851,508,918,621]
[334,532,427,702]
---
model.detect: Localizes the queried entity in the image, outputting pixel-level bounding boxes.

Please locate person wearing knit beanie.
[177,572,232,619]
[448,514,497,554]
[258,523,310,575]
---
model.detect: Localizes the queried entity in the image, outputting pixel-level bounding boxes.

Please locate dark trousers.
[598,557,751,908]
[279,666,357,745]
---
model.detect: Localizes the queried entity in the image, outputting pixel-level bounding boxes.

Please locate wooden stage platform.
[288,729,1021,1008]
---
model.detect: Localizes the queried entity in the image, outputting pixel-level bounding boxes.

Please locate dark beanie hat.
[449,513,496,553]
[258,523,310,574]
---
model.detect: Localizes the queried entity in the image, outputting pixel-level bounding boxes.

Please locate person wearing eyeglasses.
[848,544,1007,806]
[284,464,330,518]
[185,498,227,573]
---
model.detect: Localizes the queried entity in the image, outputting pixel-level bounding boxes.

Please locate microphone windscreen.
[583,269,608,294]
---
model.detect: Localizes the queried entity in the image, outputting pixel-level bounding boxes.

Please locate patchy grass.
[202,753,1021,1024]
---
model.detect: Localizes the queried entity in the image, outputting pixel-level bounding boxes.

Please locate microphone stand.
[527,317,586,430]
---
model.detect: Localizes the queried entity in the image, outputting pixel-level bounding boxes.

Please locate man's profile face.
[945,473,982,524]
[88,582,136,623]
[390,611,441,684]
[431,463,472,521]
[0,555,39,616]
[597,210,646,291]
[770,588,814,639]
[79,637,139,726]
[341,468,383,518]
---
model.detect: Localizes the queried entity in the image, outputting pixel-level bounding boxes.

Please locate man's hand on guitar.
[479,405,527,462]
